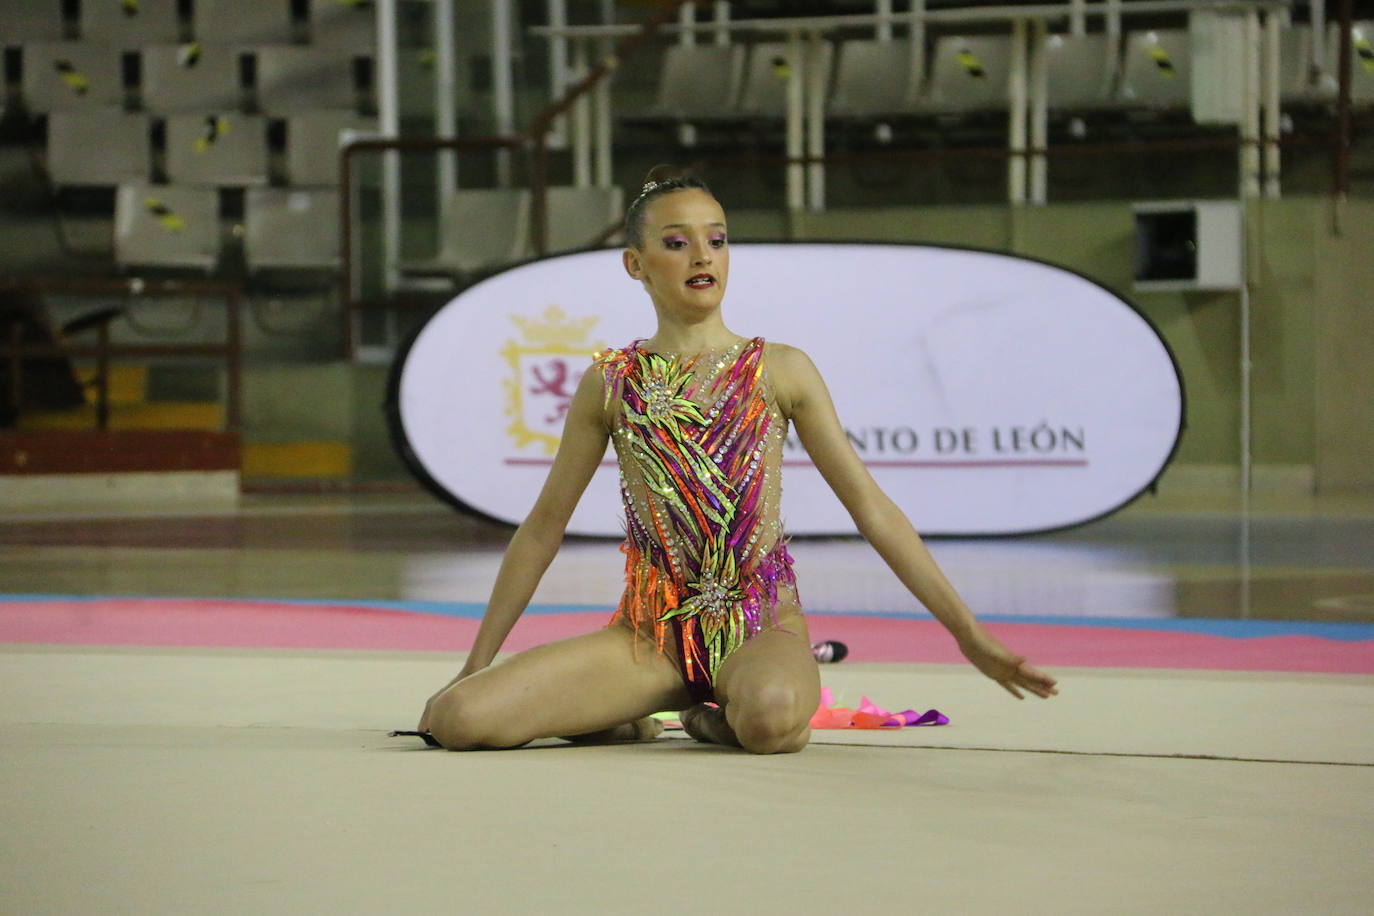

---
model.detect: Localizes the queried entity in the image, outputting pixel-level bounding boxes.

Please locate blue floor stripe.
[982,614,1374,642]
[5,594,1374,642]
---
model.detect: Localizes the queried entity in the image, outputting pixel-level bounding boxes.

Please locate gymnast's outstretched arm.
[770,344,1058,700]
[418,365,612,730]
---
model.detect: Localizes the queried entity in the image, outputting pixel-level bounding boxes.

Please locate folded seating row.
[0,0,373,52]
[645,24,1372,122]
[109,183,622,276]
[113,183,338,272]
[13,41,371,115]
[402,186,625,282]
[46,109,373,187]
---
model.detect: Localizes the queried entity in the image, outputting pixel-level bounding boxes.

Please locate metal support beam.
[1105,0,1123,80]
[713,1,731,46]
[435,0,458,198]
[597,0,617,185]
[1262,10,1281,198]
[786,30,805,212]
[908,0,926,104]
[546,0,569,149]
[1008,18,1028,205]
[1311,0,1327,76]
[806,32,826,211]
[1029,19,1049,204]
[1240,10,1262,198]
[595,36,613,187]
[571,38,592,187]
[376,0,401,305]
[491,0,516,186]
[1333,0,1353,201]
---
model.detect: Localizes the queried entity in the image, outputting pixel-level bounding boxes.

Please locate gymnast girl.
[414,166,1058,754]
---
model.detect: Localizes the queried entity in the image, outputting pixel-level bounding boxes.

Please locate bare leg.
[681,611,820,755]
[679,703,737,747]
[563,717,664,744]
[426,624,691,750]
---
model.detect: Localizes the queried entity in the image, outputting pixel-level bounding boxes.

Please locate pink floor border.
[2,598,1372,674]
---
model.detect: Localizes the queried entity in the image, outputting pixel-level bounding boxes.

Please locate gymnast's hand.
[417,688,443,734]
[417,664,485,732]
[957,627,1059,700]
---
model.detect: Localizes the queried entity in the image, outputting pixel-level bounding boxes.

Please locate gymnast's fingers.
[1019,663,1060,698]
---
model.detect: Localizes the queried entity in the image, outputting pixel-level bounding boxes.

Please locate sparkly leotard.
[594,336,798,701]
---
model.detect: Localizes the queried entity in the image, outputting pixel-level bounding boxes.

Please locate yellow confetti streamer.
[54,60,89,96]
[957,48,986,79]
[144,198,186,232]
[1148,44,1176,77]
[192,116,229,154]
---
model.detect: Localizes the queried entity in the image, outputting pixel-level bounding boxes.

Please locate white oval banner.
[391,243,1182,536]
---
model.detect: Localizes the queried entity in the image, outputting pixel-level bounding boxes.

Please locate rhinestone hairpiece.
[637,180,662,199]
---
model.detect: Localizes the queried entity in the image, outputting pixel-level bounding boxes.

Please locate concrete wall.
[242,363,407,482]
[1313,199,1374,493]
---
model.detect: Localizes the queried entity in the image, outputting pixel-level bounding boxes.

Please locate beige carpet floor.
[3,646,1373,915]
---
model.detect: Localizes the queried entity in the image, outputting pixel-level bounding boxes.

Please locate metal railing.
[531,0,1313,209]
[338,0,697,359]
[341,0,1363,359]
[0,277,244,433]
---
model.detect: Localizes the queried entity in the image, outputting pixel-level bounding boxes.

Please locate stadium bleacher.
[47,109,150,186]
[113,182,219,271]
[0,2,1368,291]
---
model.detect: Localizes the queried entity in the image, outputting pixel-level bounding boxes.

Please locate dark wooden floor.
[3,489,1373,623]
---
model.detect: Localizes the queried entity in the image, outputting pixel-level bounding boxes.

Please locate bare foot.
[562,716,664,745]
[679,703,740,747]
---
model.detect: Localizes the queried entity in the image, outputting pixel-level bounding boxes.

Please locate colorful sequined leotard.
[594,336,797,701]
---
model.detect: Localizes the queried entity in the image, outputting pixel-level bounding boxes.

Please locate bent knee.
[730,682,812,754]
[427,687,516,750]
[741,726,810,755]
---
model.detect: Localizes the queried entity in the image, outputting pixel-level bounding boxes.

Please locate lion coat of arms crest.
[501,306,605,455]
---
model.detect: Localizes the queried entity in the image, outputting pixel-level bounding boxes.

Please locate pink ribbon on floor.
[809,686,949,729]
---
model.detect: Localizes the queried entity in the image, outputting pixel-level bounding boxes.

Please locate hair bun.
[643,163,687,186]
[623,165,715,248]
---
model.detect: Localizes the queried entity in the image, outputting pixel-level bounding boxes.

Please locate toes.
[632,716,665,740]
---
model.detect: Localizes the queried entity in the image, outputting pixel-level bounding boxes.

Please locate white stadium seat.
[1043,33,1116,110]
[1331,22,1374,105]
[244,188,341,271]
[21,41,124,111]
[47,109,149,186]
[1277,26,1322,103]
[193,0,293,46]
[415,188,531,278]
[829,40,921,117]
[79,0,181,46]
[920,35,1014,112]
[1,1,67,45]
[309,0,376,54]
[114,182,220,270]
[738,41,834,118]
[285,111,377,186]
[1118,29,1191,108]
[544,185,624,253]
[254,45,363,114]
[140,43,242,114]
[645,43,746,120]
[164,113,270,187]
